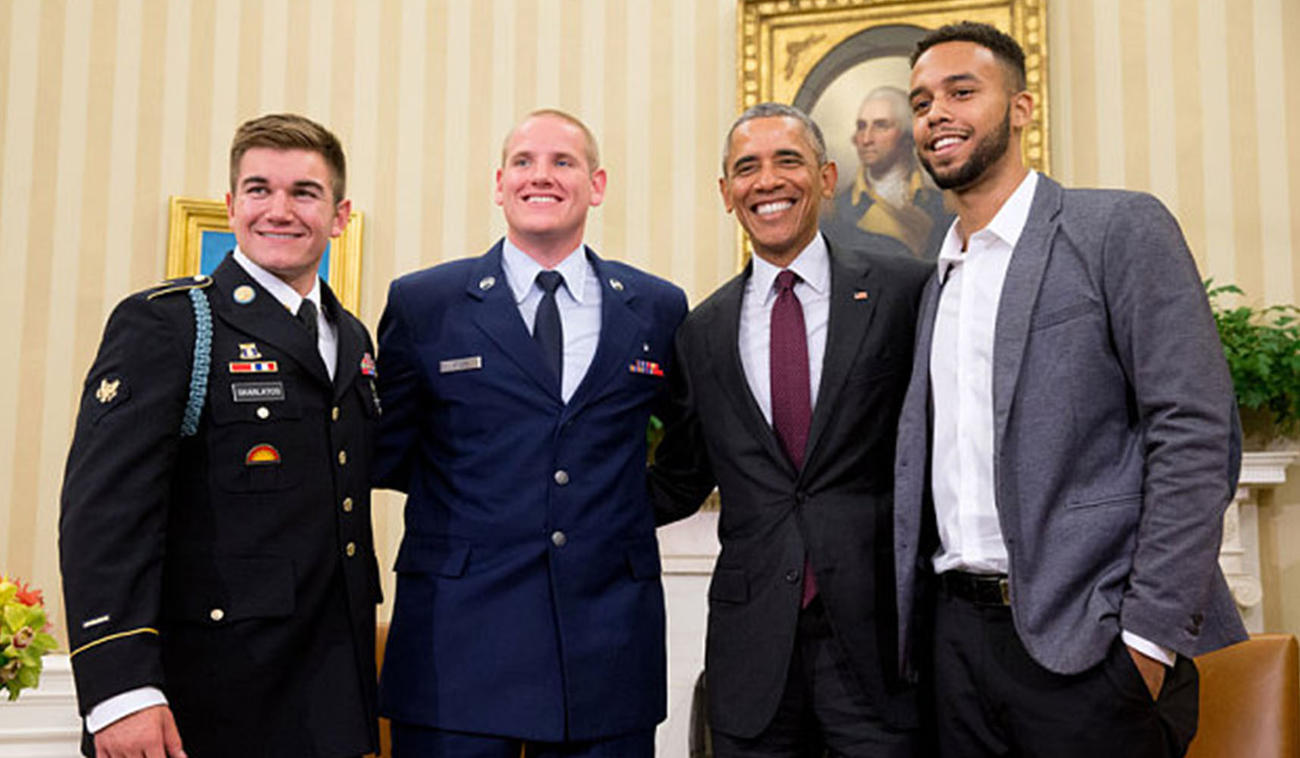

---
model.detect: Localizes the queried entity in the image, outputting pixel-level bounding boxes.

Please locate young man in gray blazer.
[893,22,1246,758]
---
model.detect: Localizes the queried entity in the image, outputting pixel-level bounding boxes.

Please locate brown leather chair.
[1186,634,1299,758]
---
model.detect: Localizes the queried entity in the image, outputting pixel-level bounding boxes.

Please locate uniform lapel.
[705,266,795,478]
[803,244,879,474]
[322,282,362,400]
[562,248,646,415]
[992,176,1064,445]
[467,241,559,399]
[209,254,331,389]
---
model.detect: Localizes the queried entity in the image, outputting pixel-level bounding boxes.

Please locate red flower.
[10,579,43,607]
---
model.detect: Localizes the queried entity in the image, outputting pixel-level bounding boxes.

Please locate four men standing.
[60,22,1246,758]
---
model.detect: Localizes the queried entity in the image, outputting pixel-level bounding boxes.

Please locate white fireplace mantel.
[1222,450,1298,633]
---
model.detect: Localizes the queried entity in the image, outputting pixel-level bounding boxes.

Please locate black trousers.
[712,598,919,758]
[931,588,1199,758]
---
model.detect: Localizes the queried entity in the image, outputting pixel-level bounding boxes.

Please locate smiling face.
[854,98,910,175]
[225,147,350,295]
[720,115,837,267]
[909,40,1031,194]
[495,114,607,262]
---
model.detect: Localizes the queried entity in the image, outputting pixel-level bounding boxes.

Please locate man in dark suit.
[60,113,381,757]
[373,109,687,757]
[650,103,929,757]
[893,23,1246,757]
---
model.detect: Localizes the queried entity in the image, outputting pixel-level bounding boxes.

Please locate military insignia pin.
[238,343,262,360]
[479,276,496,291]
[629,360,664,377]
[95,378,121,404]
[360,352,377,377]
[609,278,625,291]
[233,285,256,304]
[229,361,279,374]
[244,443,281,465]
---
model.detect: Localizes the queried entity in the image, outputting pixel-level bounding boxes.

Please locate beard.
[919,106,1011,191]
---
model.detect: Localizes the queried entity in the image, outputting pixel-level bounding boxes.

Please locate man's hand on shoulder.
[94,705,186,758]
[1126,645,1167,701]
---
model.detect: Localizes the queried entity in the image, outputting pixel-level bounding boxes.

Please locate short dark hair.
[721,102,828,176]
[229,113,347,203]
[911,21,1027,91]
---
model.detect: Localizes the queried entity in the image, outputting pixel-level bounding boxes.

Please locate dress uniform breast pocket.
[207,380,306,492]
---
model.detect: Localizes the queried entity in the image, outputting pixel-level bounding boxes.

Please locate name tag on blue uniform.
[439,356,483,374]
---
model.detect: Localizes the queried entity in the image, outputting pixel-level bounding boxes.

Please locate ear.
[330,198,352,238]
[718,176,735,214]
[819,161,838,199]
[494,168,505,207]
[225,192,235,222]
[1010,90,1034,130]
[588,168,608,207]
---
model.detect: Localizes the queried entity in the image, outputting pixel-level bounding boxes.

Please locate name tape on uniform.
[439,356,483,374]
[231,381,286,403]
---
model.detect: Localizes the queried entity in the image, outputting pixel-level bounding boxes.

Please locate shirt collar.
[233,247,321,315]
[750,232,830,304]
[935,170,1039,283]
[501,238,591,305]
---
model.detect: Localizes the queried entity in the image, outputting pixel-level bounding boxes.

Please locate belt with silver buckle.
[940,571,1011,606]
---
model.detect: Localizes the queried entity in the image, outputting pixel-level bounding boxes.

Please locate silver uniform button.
[551,530,567,547]
[209,608,225,622]
[553,470,569,485]
[256,406,270,419]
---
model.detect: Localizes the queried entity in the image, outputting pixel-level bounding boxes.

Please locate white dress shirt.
[87,250,342,732]
[501,239,602,403]
[234,248,338,380]
[738,233,831,426]
[928,170,1172,666]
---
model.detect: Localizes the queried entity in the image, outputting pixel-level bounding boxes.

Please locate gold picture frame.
[165,196,365,313]
[735,0,1050,266]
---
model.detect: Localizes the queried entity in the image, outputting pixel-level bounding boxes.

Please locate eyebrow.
[909,72,979,100]
[239,176,326,193]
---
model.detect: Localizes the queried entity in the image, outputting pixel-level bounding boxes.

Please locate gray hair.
[859,86,913,142]
[721,102,828,175]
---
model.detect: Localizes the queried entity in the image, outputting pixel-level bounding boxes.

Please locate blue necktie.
[534,270,564,385]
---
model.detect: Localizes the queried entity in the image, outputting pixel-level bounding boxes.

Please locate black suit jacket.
[650,240,929,738]
[60,254,381,757]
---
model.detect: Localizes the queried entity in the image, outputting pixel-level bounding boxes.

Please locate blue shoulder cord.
[180,287,212,437]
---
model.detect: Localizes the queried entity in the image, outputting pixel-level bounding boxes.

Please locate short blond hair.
[501,109,601,171]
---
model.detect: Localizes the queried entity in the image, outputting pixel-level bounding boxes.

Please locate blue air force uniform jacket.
[59,254,381,757]
[373,242,688,742]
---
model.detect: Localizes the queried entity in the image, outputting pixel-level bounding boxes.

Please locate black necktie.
[297,298,319,343]
[534,271,564,384]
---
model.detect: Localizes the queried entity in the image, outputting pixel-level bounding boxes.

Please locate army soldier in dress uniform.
[60,113,381,758]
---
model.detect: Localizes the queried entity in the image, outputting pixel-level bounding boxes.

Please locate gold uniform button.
[338,450,347,465]
[256,406,270,419]
[346,542,357,557]
[342,497,354,513]
[332,406,340,421]
[209,608,225,622]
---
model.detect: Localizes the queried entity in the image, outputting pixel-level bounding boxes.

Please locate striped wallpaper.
[2,0,1298,642]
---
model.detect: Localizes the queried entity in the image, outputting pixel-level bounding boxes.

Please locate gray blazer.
[893,174,1247,677]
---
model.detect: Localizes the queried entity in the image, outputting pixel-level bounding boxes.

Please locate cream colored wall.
[2,0,1298,643]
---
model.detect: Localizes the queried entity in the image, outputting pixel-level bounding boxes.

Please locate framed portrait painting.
[165,196,365,312]
[735,0,1049,264]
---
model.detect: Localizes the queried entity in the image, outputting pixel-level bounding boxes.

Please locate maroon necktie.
[770,269,818,607]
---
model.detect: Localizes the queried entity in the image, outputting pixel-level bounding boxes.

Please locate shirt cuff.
[1121,630,1176,667]
[85,687,168,733]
